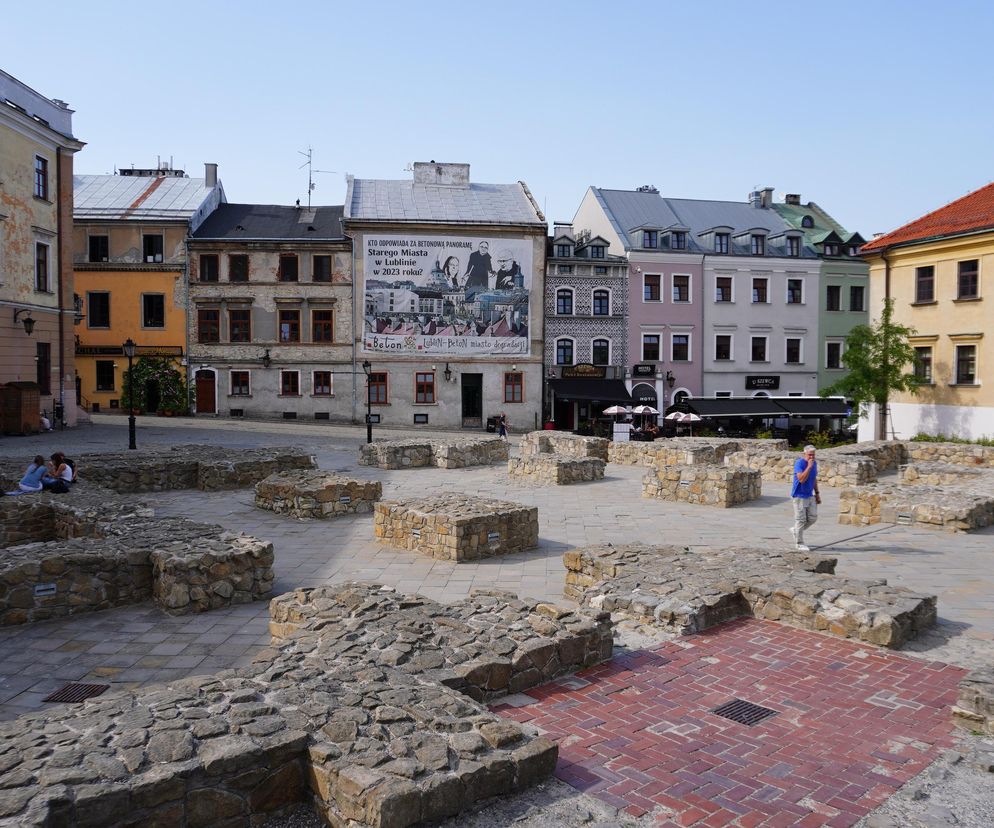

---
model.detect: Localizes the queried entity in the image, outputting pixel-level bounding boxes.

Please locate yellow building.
[72,164,224,412]
[860,182,994,439]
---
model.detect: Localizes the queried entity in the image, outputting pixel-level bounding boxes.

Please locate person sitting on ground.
[41,452,75,493]
[17,456,48,493]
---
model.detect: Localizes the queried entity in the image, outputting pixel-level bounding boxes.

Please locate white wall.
[860,401,994,441]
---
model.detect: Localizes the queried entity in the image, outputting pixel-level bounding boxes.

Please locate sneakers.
[796,543,811,552]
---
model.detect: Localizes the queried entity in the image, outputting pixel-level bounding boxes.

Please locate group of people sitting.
[7,453,77,496]
[630,422,661,441]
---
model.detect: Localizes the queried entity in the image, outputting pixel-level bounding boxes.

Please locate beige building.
[0,70,84,428]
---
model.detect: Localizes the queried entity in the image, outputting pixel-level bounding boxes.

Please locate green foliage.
[122,357,188,414]
[912,432,994,447]
[806,430,835,449]
[755,429,774,440]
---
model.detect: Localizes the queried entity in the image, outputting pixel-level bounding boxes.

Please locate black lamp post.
[123,338,137,450]
[362,359,373,444]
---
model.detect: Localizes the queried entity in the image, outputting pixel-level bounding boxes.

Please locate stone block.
[838,483,994,533]
[641,463,761,507]
[254,471,382,519]
[518,431,609,461]
[358,438,508,470]
[507,455,605,485]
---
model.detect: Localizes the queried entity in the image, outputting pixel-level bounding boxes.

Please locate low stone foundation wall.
[900,461,994,488]
[906,441,994,468]
[358,438,509,470]
[608,437,787,467]
[507,455,605,485]
[838,483,994,532]
[564,544,937,648]
[519,431,609,461]
[724,448,877,488]
[641,464,761,507]
[953,667,994,736]
[254,471,382,519]
[374,494,539,561]
[0,583,612,827]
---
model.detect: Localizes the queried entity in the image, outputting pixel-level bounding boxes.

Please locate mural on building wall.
[362,233,531,356]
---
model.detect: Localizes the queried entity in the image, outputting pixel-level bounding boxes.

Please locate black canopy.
[776,398,850,417]
[548,378,633,404]
[684,397,849,418]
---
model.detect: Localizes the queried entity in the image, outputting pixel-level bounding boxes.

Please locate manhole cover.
[43,682,110,703]
[711,698,778,726]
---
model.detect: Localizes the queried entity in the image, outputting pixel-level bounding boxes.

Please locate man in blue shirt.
[790,444,821,552]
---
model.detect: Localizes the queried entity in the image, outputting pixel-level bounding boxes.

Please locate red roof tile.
[861,180,994,252]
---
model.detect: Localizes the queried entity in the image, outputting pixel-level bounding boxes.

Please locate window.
[642,334,660,362]
[142,294,165,328]
[786,236,801,257]
[786,338,802,364]
[555,244,572,258]
[914,347,933,383]
[557,264,573,274]
[279,255,299,282]
[415,372,436,403]
[231,371,251,396]
[849,285,865,312]
[198,309,220,343]
[672,274,690,303]
[751,234,765,256]
[823,243,840,256]
[751,277,768,303]
[643,274,661,301]
[313,371,333,396]
[592,289,610,315]
[312,309,334,342]
[143,234,164,263]
[801,215,814,229]
[848,245,860,256]
[751,336,768,362]
[229,254,249,282]
[280,371,300,396]
[670,232,686,250]
[915,266,935,303]
[368,372,388,404]
[642,230,658,249]
[787,278,803,304]
[199,254,219,282]
[715,335,732,361]
[96,360,115,391]
[715,276,733,302]
[556,338,574,365]
[313,255,332,282]
[88,292,110,328]
[229,309,251,343]
[715,233,729,254]
[671,334,690,361]
[594,266,607,275]
[958,260,979,299]
[279,310,300,342]
[826,284,842,311]
[956,345,977,384]
[826,341,843,369]
[34,156,49,199]
[715,390,732,398]
[35,243,49,291]
[590,245,605,258]
[504,372,523,403]
[592,338,610,365]
[36,342,51,396]
[556,289,573,315]
[88,235,109,262]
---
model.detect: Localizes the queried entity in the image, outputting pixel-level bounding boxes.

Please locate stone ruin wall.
[506,455,605,485]
[838,484,994,533]
[358,438,509,470]
[254,472,383,519]
[641,464,762,507]
[518,431,609,461]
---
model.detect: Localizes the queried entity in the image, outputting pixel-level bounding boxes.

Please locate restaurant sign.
[632,364,655,377]
[746,375,780,390]
[561,363,606,379]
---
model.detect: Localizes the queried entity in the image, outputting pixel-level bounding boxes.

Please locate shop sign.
[746,375,780,390]
[632,364,655,377]
[631,383,657,405]
[561,363,606,379]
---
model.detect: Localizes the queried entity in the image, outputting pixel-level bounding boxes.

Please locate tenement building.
[0,70,84,428]
[545,222,631,430]
[344,162,546,431]
[73,163,224,414]
[187,204,352,420]
[860,181,994,440]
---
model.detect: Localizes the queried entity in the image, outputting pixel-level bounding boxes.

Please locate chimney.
[759,187,774,208]
[785,193,801,205]
[412,161,470,186]
[553,222,574,239]
[204,163,218,188]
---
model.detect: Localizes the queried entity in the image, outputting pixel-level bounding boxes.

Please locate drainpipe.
[880,248,891,440]
[183,234,192,413]
[55,149,66,426]
[343,226,358,424]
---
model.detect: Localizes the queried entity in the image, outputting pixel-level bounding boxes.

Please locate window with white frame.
[643,274,661,301]
[752,277,768,303]
[785,337,802,364]
[672,274,690,303]
[641,334,660,362]
[714,233,729,254]
[714,334,732,361]
[786,236,801,257]
[591,338,610,366]
[825,340,844,369]
[956,345,977,384]
[786,278,803,304]
[556,288,573,315]
[715,276,733,302]
[313,371,333,396]
[751,234,766,256]
[671,334,690,361]
[592,289,610,315]
[750,336,768,362]
[555,338,574,365]
[230,370,251,396]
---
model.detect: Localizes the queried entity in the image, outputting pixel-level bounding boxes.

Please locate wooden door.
[195,370,215,414]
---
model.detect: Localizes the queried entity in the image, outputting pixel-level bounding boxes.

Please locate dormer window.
[847,245,859,256]
[589,245,605,259]
[555,244,572,258]
[751,234,766,256]
[642,230,658,249]
[801,215,814,229]
[786,236,801,257]
[823,242,839,256]
[670,231,687,250]
[714,233,729,254]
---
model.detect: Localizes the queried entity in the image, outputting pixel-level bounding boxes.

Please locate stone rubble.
[255,471,383,519]
[506,455,605,485]
[641,463,762,507]
[953,667,994,736]
[358,439,508,470]
[838,483,994,533]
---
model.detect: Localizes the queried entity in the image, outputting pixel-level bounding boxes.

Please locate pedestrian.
[498,412,508,441]
[790,444,821,552]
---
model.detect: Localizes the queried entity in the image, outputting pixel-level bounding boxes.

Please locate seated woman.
[18,456,48,493]
[41,452,74,492]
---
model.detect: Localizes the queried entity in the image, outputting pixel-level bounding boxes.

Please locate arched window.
[591,338,610,366]
[556,288,573,315]
[752,390,771,398]
[673,389,690,405]
[801,215,814,229]
[556,338,574,365]
[592,289,610,316]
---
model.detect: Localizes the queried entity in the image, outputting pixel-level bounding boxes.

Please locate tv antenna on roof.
[298,147,337,209]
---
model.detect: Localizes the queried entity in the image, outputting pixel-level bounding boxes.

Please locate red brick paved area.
[494,619,966,827]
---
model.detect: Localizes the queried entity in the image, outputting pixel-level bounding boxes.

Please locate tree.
[821,298,920,439]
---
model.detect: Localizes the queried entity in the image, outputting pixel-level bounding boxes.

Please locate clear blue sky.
[6,0,994,236]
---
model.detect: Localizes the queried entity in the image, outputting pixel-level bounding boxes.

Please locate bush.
[911,432,994,447]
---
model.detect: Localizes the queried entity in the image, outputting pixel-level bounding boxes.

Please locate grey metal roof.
[74,174,214,220]
[594,189,684,238]
[191,203,345,240]
[346,178,544,226]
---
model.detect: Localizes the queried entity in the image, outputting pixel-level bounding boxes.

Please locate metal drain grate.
[711,698,778,726]
[42,682,110,703]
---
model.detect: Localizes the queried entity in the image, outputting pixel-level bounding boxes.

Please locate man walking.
[790,444,821,551]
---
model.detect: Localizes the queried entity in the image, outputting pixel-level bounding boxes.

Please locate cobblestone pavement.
[495,618,967,828]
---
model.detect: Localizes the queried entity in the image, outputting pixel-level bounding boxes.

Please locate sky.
[5,0,994,237]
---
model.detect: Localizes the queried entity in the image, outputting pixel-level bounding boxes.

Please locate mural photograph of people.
[362,234,531,356]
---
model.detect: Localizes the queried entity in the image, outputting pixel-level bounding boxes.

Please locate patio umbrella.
[631,405,659,415]
[681,412,702,435]
[664,411,686,421]
[603,405,630,415]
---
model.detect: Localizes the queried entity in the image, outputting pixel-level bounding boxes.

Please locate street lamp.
[123,338,137,450]
[362,359,373,444]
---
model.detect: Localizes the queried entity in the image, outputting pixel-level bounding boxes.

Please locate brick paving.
[494,618,966,828]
